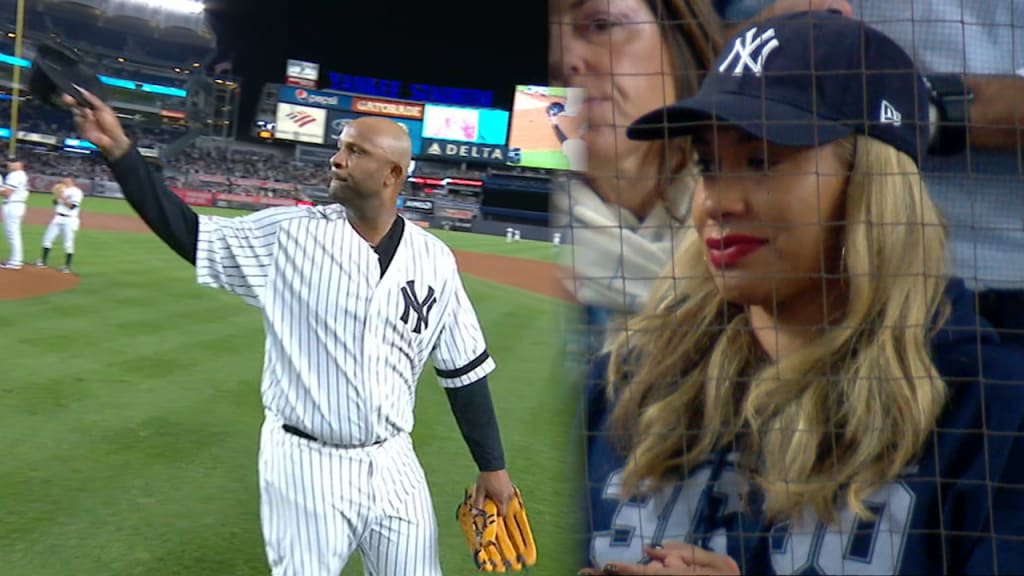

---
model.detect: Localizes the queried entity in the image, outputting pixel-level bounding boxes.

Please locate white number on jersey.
[591,461,743,568]
[593,458,915,575]
[770,481,915,575]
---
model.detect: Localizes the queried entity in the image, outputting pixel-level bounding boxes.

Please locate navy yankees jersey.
[582,278,1024,575]
[195,204,495,447]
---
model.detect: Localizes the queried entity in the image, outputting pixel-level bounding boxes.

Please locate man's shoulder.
[199,204,332,233]
[403,218,457,260]
[252,203,338,222]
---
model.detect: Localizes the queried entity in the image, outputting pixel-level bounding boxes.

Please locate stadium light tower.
[7,0,24,160]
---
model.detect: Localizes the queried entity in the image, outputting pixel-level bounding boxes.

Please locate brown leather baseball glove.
[456,484,537,572]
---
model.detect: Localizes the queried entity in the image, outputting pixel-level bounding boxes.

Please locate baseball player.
[0,159,28,269]
[35,177,83,273]
[62,88,519,576]
[547,102,587,171]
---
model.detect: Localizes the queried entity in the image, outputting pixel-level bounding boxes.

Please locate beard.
[328,177,362,204]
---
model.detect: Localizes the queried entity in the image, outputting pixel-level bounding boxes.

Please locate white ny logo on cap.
[719,27,780,77]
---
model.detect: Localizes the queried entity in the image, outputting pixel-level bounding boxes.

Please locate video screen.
[505,85,586,171]
[326,110,423,155]
[421,104,509,145]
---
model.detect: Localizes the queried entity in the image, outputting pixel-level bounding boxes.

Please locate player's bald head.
[346,116,412,174]
[329,115,415,207]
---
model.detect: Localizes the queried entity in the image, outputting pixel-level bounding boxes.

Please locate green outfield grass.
[516,86,568,99]
[27,191,249,218]
[0,209,580,575]
[515,150,570,172]
[431,230,560,263]
[28,193,560,263]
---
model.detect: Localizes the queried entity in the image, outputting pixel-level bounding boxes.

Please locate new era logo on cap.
[880,100,902,126]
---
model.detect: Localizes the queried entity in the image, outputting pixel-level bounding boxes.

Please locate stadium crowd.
[0,99,329,193]
[164,145,325,186]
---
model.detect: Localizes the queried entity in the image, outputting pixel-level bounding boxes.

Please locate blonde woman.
[548,0,852,358]
[580,11,1024,576]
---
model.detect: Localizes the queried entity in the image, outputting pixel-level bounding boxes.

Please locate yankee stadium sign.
[328,73,494,108]
[422,139,507,165]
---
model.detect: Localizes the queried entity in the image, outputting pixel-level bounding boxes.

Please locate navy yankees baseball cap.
[627,10,930,165]
[29,41,108,109]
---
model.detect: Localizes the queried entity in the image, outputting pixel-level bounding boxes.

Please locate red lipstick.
[705,234,768,268]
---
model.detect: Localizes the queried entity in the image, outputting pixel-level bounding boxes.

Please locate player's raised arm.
[61,88,291,307]
[61,89,198,265]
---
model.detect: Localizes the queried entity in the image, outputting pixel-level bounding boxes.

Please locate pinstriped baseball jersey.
[56,187,84,217]
[194,203,495,447]
[4,170,28,202]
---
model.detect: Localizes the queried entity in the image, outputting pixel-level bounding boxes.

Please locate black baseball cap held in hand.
[627,9,931,165]
[28,41,108,108]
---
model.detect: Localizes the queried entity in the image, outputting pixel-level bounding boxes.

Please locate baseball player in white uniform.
[0,159,29,269]
[63,89,520,575]
[35,177,83,273]
[547,105,587,172]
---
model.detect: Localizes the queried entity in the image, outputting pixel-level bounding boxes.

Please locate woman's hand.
[579,542,741,575]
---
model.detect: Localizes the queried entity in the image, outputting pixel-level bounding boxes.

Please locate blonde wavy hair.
[605,135,951,522]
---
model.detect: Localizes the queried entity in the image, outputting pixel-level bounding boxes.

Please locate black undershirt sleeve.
[445,376,506,472]
[552,124,569,145]
[105,147,199,265]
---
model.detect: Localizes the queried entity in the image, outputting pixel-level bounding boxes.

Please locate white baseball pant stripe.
[42,215,80,254]
[3,201,25,266]
[258,414,442,576]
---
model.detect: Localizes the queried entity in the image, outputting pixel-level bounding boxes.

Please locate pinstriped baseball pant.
[258,415,442,576]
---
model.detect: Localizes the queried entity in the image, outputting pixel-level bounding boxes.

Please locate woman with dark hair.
[548,0,723,357]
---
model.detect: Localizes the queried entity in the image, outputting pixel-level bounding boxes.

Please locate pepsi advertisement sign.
[326,110,423,156]
[278,86,352,111]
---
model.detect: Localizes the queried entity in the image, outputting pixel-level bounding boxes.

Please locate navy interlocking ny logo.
[400,280,437,334]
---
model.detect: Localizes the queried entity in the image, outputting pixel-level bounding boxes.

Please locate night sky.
[203,0,550,137]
